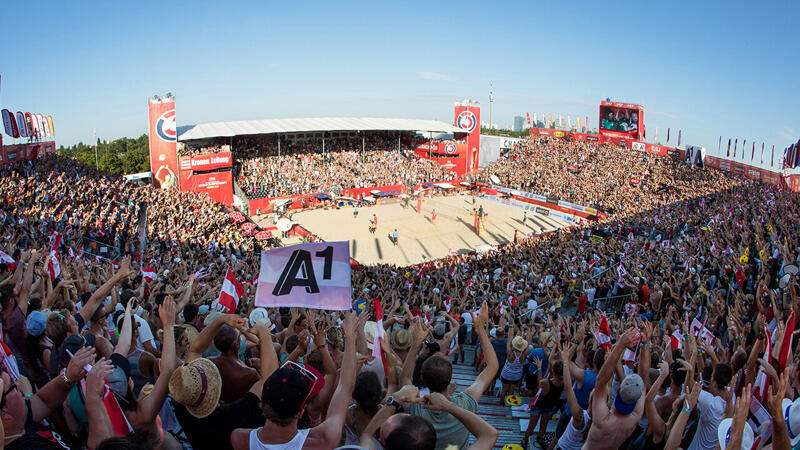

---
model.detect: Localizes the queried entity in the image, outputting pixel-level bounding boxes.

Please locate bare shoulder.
[230,428,251,449]
[304,426,340,450]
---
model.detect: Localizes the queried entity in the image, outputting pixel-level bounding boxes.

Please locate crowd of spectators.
[477,138,725,220]
[0,139,798,450]
[231,134,453,199]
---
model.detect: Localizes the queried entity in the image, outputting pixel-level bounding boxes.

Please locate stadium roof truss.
[177,117,467,141]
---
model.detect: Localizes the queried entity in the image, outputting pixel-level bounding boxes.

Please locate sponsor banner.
[586,135,599,142]
[2,110,16,137]
[15,112,27,137]
[499,137,523,149]
[733,165,745,174]
[147,100,179,190]
[546,196,560,204]
[554,131,565,138]
[38,114,48,138]
[666,149,681,157]
[454,102,480,173]
[181,151,233,172]
[24,113,34,137]
[631,142,646,151]
[182,171,233,205]
[535,207,550,216]
[255,241,352,310]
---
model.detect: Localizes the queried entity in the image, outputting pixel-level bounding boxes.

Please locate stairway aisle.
[450,345,560,449]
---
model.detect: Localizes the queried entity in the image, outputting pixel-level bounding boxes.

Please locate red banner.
[2,109,16,138]
[454,102,480,173]
[182,171,233,205]
[147,100,179,189]
[179,151,232,172]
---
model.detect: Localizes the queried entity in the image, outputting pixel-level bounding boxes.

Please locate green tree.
[99,152,123,173]
[122,147,148,174]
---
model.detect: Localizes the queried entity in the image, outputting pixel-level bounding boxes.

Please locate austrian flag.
[217,268,244,314]
[594,314,612,350]
[141,268,157,282]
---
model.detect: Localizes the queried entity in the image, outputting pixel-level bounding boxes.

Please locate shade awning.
[178,117,467,141]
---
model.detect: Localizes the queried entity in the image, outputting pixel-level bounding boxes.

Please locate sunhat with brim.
[180,324,200,344]
[168,358,221,418]
[512,336,528,352]
[782,398,800,446]
[391,329,412,350]
[249,308,276,331]
[717,418,754,450]
[364,321,378,350]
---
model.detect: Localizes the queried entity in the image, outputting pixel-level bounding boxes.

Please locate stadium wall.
[1,141,55,164]
[247,182,408,213]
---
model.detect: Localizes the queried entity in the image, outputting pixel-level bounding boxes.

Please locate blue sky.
[1,1,797,166]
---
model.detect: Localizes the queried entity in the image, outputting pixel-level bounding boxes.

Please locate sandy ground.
[281,194,569,266]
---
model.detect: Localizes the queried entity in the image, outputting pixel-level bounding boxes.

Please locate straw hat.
[168,358,221,418]
[512,336,528,352]
[364,321,378,350]
[390,329,412,350]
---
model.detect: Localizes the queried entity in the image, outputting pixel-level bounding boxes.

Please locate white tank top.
[249,427,311,450]
[556,410,590,450]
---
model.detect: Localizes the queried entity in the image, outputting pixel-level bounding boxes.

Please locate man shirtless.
[582,329,644,450]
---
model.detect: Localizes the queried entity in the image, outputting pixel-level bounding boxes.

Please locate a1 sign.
[255,241,352,310]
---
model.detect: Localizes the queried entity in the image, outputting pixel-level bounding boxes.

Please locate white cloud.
[777,127,795,140]
[417,71,455,81]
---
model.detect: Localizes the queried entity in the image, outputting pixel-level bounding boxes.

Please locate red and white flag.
[0,251,15,272]
[595,314,612,350]
[444,296,452,313]
[670,329,684,350]
[372,299,385,359]
[49,232,62,282]
[217,268,244,314]
[778,311,795,371]
[753,325,772,402]
[141,268,157,283]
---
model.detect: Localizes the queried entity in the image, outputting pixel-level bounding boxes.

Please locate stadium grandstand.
[1,90,800,450]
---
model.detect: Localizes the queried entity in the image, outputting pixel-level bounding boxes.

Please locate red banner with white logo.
[147,100,179,189]
[181,171,233,205]
[179,151,232,172]
[454,102,480,173]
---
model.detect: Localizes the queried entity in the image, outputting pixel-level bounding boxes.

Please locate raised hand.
[85,358,114,398]
[159,296,176,327]
[65,346,96,383]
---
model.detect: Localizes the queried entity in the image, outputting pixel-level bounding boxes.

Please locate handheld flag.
[217,268,244,313]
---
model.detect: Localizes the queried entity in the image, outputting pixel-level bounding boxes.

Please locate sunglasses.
[281,360,318,410]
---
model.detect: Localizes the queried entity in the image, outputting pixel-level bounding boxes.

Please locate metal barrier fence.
[81,236,120,262]
[593,293,633,313]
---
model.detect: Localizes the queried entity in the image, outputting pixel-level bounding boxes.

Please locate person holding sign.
[230,311,359,450]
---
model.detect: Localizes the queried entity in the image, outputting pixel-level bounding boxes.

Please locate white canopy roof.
[178,117,466,141]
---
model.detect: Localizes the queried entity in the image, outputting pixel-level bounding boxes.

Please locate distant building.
[513,116,524,132]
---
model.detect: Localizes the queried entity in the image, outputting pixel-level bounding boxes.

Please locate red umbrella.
[240,222,257,230]
[241,229,256,236]
[228,211,245,223]
[255,231,273,240]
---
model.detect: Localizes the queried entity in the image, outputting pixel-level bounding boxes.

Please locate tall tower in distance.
[488,82,494,130]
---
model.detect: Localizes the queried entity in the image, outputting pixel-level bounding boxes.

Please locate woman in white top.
[498,329,529,405]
